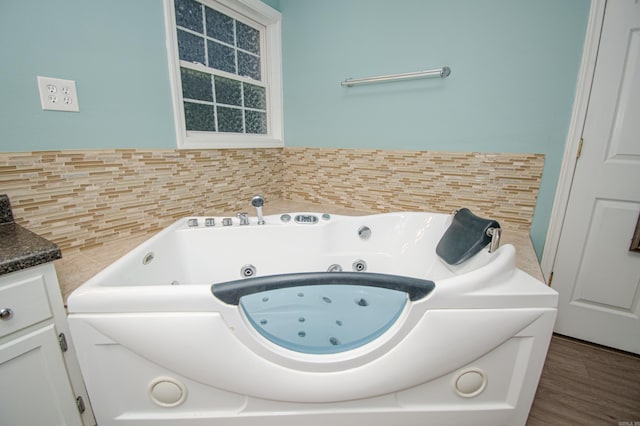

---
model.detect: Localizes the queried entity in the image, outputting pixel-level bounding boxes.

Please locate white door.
[552,0,640,354]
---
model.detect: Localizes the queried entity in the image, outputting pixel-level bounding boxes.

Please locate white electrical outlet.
[37,76,80,112]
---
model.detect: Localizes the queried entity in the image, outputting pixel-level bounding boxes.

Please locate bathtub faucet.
[251,195,266,225]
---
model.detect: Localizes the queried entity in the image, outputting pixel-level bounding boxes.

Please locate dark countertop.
[0,223,62,275]
[0,194,13,223]
[0,194,62,276]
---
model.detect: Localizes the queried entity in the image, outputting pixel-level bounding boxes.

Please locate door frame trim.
[541,0,607,281]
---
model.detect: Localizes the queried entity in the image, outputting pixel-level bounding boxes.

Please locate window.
[165,0,283,148]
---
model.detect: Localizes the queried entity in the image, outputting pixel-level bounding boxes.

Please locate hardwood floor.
[527,334,640,425]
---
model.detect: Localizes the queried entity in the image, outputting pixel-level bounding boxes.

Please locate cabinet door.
[0,324,83,426]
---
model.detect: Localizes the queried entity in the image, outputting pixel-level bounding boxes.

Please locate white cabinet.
[0,263,95,426]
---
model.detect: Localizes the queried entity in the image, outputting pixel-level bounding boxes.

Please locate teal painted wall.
[0,0,176,150]
[261,0,280,11]
[0,0,590,258]
[277,0,590,257]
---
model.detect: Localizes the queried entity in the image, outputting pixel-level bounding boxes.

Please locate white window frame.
[164,0,283,149]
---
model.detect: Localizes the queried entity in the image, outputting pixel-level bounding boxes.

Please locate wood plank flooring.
[527,334,640,425]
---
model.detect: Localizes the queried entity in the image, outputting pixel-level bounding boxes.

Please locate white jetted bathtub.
[67,211,557,426]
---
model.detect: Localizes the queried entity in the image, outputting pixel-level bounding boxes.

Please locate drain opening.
[322,296,332,303]
[298,331,306,337]
[329,337,340,346]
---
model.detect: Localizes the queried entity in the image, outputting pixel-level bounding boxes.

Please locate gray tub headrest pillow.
[436,208,500,265]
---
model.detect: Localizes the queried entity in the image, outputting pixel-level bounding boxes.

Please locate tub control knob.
[237,212,249,225]
[0,308,13,320]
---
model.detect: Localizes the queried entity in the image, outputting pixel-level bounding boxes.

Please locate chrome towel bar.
[341,66,451,87]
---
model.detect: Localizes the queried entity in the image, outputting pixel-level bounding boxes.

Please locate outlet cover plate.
[37,76,80,112]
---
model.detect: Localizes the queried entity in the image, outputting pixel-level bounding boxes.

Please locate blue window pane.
[214,76,242,106]
[238,51,261,80]
[177,30,205,64]
[181,68,213,102]
[245,110,267,134]
[184,102,215,131]
[208,40,236,74]
[236,21,260,55]
[205,7,234,45]
[217,106,244,133]
[175,0,202,33]
[243,83,266,110]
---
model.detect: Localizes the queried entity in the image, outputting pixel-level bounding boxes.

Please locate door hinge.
[58,332,68,352]
[577,137,584,159]
[76,396,86,414]
[548,271,554,286]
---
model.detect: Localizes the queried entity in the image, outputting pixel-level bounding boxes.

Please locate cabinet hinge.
[76,396,86,414]
[576,138,584,159]
[58,332,68,352]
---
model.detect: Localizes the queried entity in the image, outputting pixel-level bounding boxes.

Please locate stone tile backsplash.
[0,149,284,252]
[0,147,543,254]
[282,148,544,232]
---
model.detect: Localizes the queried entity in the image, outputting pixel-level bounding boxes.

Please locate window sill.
[177,133,283,149]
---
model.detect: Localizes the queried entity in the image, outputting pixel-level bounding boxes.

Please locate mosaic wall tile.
[0,149,284,254]
[281,148,544,232]
[0,147,543,256]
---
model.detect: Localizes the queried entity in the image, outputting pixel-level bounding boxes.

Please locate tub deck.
[54,200,545,304]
